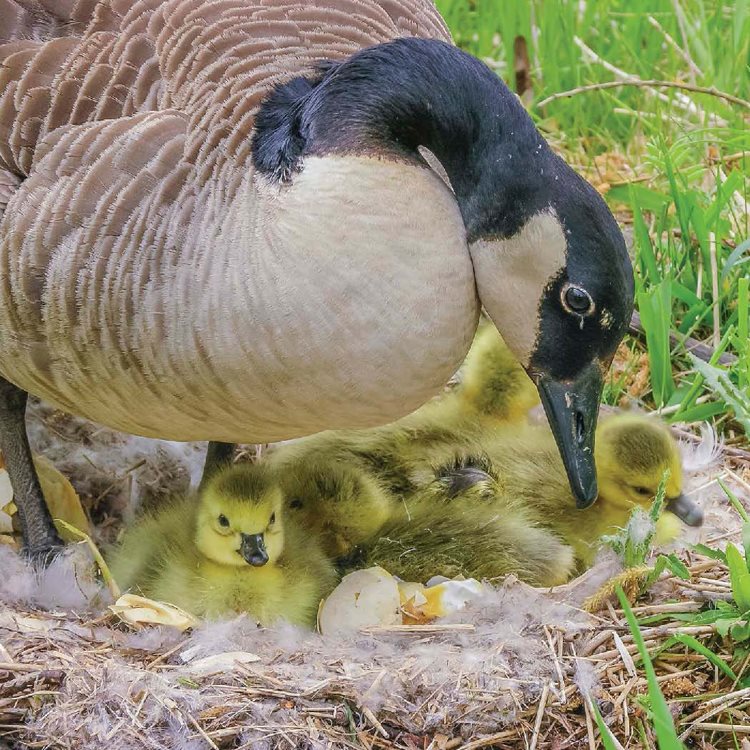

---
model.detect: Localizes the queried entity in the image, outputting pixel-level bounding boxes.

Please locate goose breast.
[0,1,478,442]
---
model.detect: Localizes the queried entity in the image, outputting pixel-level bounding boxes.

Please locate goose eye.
[269,512,276,526]
[562,285,594,316]
[634,486,652,497]
[218,514,230,528]
[289,498,303,510]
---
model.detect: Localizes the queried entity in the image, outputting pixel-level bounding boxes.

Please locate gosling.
[478,412,703,570]
[343,470,576,587]
[108,464,338,626]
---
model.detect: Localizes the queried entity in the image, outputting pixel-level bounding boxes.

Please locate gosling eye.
[561,284,594,317]
[634,486,652,497]
[218,514,230,528]
[289,498,303,510]
[269,512,276,526]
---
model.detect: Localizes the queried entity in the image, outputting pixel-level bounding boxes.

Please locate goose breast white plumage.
[0,0,479,441]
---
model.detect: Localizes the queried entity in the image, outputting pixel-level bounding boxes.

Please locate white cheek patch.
[469,210,567,367]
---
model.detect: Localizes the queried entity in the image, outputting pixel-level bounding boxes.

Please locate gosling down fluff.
[347,472,576,587]
[0,0,633,557]
[333,412,701,583]
[109,464,337,626]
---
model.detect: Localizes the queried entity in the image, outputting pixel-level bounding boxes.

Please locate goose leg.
[199,441,236,490]
[0,377,62,558]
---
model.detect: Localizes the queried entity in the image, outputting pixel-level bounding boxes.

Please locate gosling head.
[283,464,391,556]
[252,37,633,508]
[594,414,703,527]
[196,464,284,568]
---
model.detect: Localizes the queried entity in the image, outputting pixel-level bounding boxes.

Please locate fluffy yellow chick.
[268,411,496,558]
[480,412,702,570]
[108,464,337,626]
[276,458,392,558]
[344,412,700,581]
[455,323,540,425]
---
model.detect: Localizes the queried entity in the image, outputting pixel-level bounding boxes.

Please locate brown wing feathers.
[0,1,450,178]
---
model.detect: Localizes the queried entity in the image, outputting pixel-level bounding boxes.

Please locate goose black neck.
[252,38,554,241]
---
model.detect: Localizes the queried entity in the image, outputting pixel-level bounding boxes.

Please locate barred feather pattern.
[0,2,479,443]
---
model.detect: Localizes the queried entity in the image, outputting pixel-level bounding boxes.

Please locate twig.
[691,723,750,734]
[361,624,474,634]
[583,693,596,750]
[186,713,220,750]
[647,15,703,79]
[544,627,566,702]
[571,37,678,108]
[529,683,550,750]
[654,395,712,418]
[537,79,750,110]
[0,662,43,673]
[361,706,389,739]
[571,35,724,122]
[457,730,521,750]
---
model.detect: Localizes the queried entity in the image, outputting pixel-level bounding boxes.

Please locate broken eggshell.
[110,593,199,632]
[318,567,401,635]
[319,567,488,634]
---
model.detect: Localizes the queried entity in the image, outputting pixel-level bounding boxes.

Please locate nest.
[0,402,747,748]
[0,545,747,750]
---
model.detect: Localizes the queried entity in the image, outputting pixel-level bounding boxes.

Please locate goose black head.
[468,167,633,507]
[251,37,634,508]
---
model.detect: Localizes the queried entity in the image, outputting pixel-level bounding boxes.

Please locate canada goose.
[0,0,633,557]
[108,463,337,625]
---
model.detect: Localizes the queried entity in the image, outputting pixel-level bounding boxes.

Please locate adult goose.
[0,0,633,557]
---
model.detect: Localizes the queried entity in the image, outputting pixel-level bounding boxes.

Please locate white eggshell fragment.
[181,651,261,676]
[110,594,199,632]
[318,567,401,635]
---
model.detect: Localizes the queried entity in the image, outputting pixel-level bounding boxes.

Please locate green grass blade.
[726,543,750,613]
[719,479,750,523]
[617,586,684,750]
[671,632,738,681]
[638,281,676,407]
[690,355,750,434]
[721,238,750,283]
[591,699,624,750]
[631,186,660,286]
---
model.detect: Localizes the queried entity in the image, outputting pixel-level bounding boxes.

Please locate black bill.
[536,362,603,509]
[666,494,704,527]
[239,533,269,566]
